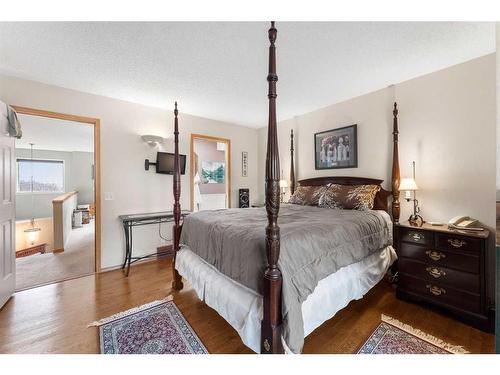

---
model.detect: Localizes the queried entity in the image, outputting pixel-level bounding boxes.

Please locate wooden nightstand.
[394,221,493,332]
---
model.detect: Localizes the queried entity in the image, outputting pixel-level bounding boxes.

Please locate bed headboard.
[297,176,391,212]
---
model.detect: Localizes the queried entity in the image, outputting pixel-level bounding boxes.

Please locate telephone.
[448,216,483,231]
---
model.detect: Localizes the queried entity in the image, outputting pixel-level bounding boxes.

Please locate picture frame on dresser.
[394,221,494,333]
[314,124,358,170]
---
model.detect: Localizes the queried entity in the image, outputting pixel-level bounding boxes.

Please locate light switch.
[104,192,114,201]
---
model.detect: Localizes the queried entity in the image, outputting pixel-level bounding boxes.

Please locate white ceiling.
[16,114,94,153]
[0,22,495,128]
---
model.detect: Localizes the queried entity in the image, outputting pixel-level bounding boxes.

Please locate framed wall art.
[242,151,248,177]
[314,124,357,170]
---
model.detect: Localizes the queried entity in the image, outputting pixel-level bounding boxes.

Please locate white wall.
[396,55,495,230]
[15,217,54,252]
[70,151,95,205]
[0,74,260,269]
[259,54,496,301]
[261,54,495,229]
[258,89,393,203]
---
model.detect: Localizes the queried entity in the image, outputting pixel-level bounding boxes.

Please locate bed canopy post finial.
[261,20,284,354]
[391,102,401,224]
[290,129,296,195]
[171,101,184,291]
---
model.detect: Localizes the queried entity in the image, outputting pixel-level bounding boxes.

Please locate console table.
[118,210,190,276]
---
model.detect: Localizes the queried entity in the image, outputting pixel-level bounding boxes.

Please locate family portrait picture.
[314,124,358,169]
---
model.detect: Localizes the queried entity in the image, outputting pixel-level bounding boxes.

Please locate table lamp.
[400,161,423,226]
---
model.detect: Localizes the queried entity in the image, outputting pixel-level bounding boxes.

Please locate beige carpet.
[15,220,95,290]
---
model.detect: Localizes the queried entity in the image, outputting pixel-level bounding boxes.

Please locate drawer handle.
[426,267,446,279]
[426,285,446,296]
[425,250,446,261]
[409,232,424,242]
[447,238,466,248]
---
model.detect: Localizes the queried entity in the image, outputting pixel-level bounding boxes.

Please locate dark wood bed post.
[261,21,284,354]
[172,102,184,291]
[391,102,401,224]
[290,129,296,195]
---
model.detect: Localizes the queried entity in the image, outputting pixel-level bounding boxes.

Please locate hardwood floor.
[0,258,494,354]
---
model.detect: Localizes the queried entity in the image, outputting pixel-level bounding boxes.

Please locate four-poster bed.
[170,22,401,354]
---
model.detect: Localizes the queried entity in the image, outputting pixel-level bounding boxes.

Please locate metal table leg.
[121,222,130,269]
[126,224,133,276]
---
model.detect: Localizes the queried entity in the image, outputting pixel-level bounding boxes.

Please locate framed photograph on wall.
[242,151,248,177]
[201,161,225,183]
[314,124,357,170]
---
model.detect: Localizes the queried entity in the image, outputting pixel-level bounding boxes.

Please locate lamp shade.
[399,178,418,191]
[279,179,288,188]
[24,227,41,246]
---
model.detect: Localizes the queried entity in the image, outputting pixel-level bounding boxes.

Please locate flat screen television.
[156,152,186,175]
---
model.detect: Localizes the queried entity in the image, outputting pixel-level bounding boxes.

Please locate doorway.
[11,106,100,290]
[190,134,231,212]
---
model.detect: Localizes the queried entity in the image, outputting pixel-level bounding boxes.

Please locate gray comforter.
[180,204,391,353]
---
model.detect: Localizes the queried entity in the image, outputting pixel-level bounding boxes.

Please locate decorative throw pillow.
[288,184,329,206]
[318,184,381,210]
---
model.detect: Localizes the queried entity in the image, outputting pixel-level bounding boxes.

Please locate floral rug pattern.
[96,299,208,354]
[358,315,468,354]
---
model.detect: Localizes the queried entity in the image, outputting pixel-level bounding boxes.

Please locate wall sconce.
[141,134,165,146]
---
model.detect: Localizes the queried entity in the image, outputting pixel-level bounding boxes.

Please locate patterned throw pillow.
[318,184,381,210]
[288,184,329,206]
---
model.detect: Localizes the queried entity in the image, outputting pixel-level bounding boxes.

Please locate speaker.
[239,188,250,208]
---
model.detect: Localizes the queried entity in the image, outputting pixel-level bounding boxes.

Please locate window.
[17,159,64,193]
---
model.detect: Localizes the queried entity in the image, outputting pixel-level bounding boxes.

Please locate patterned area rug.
[89,296,208,354]
[357,315,468,354]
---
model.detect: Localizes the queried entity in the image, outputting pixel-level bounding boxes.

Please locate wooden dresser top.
[398,221,490,239]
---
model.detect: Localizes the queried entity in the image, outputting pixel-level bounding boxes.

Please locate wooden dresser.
[394,221,492,332]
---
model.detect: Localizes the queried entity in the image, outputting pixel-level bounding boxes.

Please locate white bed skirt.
[176,244,397,353]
